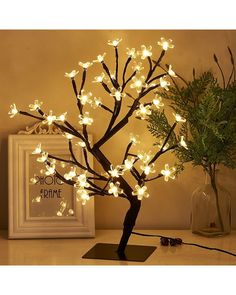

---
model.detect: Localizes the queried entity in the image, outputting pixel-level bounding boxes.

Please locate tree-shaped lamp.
[9,37,187,262]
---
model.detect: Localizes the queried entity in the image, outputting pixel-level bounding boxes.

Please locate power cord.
[132,231,236,257]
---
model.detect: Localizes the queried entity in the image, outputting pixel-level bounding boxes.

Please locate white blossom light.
[168,65,177,77]
[75,172,90,188]
[64,166,77,180]
[137,151,153,164]
[91,97,102,109]
[135,104,152,120]
[173,113,186,123]
[64,70,79,79]
[132,61,144,72]
[57,112,67,122]
[122,157,136,171]
[138,45,152,59]
[43,110,57,125]
[129,133,140,145]
[179,136,188,149]
[130,76,146,93]
[140,163,156,175]
[77,90,92,105]
[76,188,90,205]
[78,112,93,126]
[126,48,137,59]
[29,100,43,111]
[93,72,105,83]
[161,164,176,182]
[30,175,37,184]
[157,38,175,51]
[32,143,42,155]
[37,152,48,163]
[78,62,93,69]
[8,104,18,118]
[108,165,123,178]
[93,53,106,63]
[132,185,149,200]
[32,195,41,203]
[108,182,123,197]
[63,133,74,140]
[160,76,170,91]
[152,95,164,109]
[111,89,126,101]
[107,38,122,47]
[76,141,86,148]
[45,164,56,176]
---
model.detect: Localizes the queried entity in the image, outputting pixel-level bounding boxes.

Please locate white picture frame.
[8,134,95,239]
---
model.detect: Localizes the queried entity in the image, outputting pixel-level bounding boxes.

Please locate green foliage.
[148,69,236,171]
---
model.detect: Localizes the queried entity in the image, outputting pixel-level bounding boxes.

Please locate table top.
[0,229,235,265]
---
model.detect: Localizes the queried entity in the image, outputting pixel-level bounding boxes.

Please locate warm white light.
[108,165,123,178]
[75,172,90,188]
[130,76,146,93]
[93,72,105,83]
[45,164,56,176]
[32,143,42,155]
[64,70,79,79]
[78,112,93,126]
[111,89,126,101]
[64,166,77,180]
[107,38,122,47]
[157,37,175,51]
[173,113,186,123]
[160,76,170,91]
[37,152,48,163]
[57,211,63,217]
[152,95,164,109]
[132,61,144,72]
[8,103,18,118]
[63,133,74,140]
[57,112,67,122]
[29,100,43,111]
[140,163,156,175]
[137,151,153,163]
[157,140,169,151]
[78,62,93,69]
[91,97,102,109]
[126,48,137,58]
[132,185,149,200]
[68,209,74,216]
[108,182,123,197]
[129,133,140,145]
[161,164,176,181]
[123,157,136,171]
[135,104,152,120]
[76,141,86,148]
[30,175,37,184]
[32,195,41,203]
[168,65,177,77]
[76,188,90,205]
[77,90,92,105]
[93,53,106,63]
[43,110,56,125]
[138,45,152,59]
[60,161,67,168]
[179,136,188,149]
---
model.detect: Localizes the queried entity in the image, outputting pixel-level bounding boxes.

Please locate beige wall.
[1,30,236,230]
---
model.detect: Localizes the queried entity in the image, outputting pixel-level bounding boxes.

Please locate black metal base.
[82,243,156,262]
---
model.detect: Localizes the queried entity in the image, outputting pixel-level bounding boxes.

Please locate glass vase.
[191,170,231,236]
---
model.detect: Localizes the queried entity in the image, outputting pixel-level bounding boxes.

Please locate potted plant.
[148,48,236,236]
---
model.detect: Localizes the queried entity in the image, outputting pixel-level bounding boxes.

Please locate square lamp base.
[82,243,156,262]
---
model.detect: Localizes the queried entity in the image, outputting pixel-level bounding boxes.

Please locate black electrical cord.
[132,231,236,257]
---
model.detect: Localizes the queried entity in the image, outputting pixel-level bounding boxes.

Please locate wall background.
[1,30,236,230]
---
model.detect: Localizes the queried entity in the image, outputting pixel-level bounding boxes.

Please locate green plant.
[148,48,236,232]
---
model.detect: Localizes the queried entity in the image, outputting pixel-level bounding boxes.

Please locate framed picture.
[8,132,95,239]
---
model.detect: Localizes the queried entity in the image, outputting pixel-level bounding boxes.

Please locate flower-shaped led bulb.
[108,182,123,197]
[179,136,188,149]
[157,37,175,51]
[135,104,152,120]
[91,97,102,109]
[93,53,106,63]
[76,188,90,205]
[45,164,56,176]
[137,150,153,164]
[160,76,170,91]
[57,112,67,122]
[132,185,149,200]
[130,76,146,93]
[78,112,93,126]
[43,110,57,125]
[108,165,123,178]
[138,45,152,59]
[140,163,156,175]
[132,61,144,72]
[64,70,79,79]
[76,172,90,188]
[8,104,18,118]
[78,62,93,69]
[32,143,42,155]
[37,152,48,163]
[152,95,164,109]
[161,164,176,181]
[64,166,77,180]
[29,100,43,111]
[129,133,140,145]
[77,90,92,105]
[168,65,177,77]
[107,38,122,47]
[126,48,137,59]
[110,88,126,101]
[173,113,186,123]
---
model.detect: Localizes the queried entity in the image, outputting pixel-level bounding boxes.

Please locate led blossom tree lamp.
[9,37,187,262]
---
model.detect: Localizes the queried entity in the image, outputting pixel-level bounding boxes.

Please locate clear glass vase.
[191,170,231,236]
